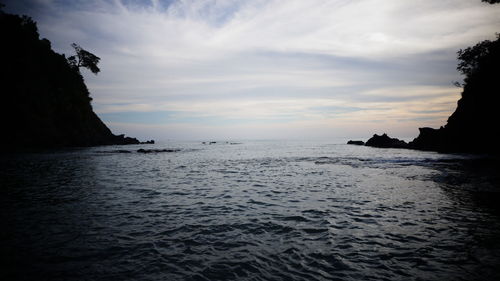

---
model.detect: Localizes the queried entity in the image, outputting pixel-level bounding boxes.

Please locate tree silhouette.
[457,34,500,77]
[67,43,100,75]
[455,0,499,79]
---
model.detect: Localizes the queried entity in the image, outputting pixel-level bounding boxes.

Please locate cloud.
[4,0,500,140]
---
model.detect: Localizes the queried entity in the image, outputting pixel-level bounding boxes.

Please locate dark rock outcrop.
[137,149,180,153]
[365,134,409,149]
[113,150,132,153]
[347,140,365,145]
[111,135,141,145]
[0,11,141,149]
[408,127,448,152]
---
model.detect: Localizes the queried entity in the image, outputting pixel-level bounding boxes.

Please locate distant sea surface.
[1,141,500,281]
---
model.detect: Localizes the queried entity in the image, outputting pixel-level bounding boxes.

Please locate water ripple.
[1,142,500,280]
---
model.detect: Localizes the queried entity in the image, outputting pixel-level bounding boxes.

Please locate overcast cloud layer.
[5,0,500,140]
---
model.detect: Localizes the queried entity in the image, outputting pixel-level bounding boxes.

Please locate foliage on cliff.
[0,10,139,148]
[67,43,101,75]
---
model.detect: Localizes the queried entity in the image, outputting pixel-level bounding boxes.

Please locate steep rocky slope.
[0,11,140,148]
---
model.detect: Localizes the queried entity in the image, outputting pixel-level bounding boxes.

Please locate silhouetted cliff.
[0,10,140,148]
[361,34,500,154]
[410,35,500,154]
[358,1,500,154]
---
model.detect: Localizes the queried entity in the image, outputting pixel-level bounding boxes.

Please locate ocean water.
[1,141,500,281]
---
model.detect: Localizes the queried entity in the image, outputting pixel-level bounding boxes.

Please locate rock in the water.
[365,134,408,149]
[98,149,132,153]
[347,140,365,145]
[112,135,140,145]
[137,148,180,153]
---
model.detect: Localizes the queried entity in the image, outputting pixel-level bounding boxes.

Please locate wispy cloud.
[5,0,500,139]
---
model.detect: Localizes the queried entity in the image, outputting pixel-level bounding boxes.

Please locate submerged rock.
[365,134,409,149]
[137,148,180,153]
[97,149,132,153]
[347,140,365,145]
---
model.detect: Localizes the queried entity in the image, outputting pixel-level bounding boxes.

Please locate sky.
[4,0,500,141]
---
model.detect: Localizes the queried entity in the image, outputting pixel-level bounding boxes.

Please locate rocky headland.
[349,34,500,155]
[408,38,500,154]
[0,10,148,149]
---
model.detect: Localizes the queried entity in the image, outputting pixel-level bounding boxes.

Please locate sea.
[1,140,500,281]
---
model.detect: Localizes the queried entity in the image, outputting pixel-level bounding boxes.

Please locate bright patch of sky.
[5,0,500,140]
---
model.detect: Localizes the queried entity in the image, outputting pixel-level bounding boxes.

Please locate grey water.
[1,141,500,281]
